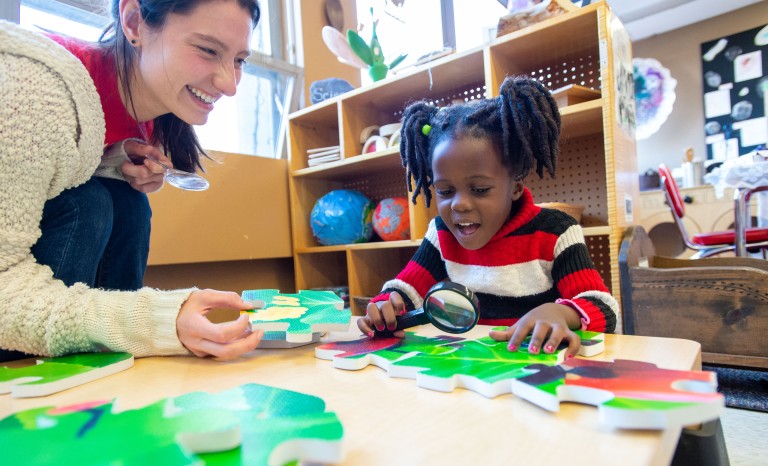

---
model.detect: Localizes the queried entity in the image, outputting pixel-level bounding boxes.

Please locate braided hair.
[399,75,561,206]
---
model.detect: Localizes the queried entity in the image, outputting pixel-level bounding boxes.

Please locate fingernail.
[398,309,406,316]
[367,331,374,338]
[376,324,385,331]
[566,354,574,359]
[545,345,554,353]
[529,345,538,353]
[508,343,517,351]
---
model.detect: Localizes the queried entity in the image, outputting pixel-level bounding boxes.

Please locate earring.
[130,39,137,45]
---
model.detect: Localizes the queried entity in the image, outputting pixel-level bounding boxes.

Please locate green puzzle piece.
[0,352,134,397]
[511,358,724,429]
[242,289,350,343]
[0,383,344,466]
[316,330,604,398]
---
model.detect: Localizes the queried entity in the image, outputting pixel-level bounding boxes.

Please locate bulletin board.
[701,24,768,161]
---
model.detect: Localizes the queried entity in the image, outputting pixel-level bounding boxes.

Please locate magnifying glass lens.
[423,287,479,333]
[166,172,210,191]
[377,281,480,337]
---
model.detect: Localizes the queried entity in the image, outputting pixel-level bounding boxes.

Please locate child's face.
[432,136,524,250]
[133,0,253,124]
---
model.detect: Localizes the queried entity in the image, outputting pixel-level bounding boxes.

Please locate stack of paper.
[307,146,341,166]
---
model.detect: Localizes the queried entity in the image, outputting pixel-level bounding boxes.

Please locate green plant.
[346,8,406,82]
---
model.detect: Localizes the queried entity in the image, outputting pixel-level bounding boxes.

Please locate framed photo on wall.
[701,24,768,161]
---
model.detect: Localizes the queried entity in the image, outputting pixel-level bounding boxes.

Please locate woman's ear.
[511,180,525,201]
[119,0,142,44]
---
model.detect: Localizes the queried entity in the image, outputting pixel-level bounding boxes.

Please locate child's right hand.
[357,292,407,338]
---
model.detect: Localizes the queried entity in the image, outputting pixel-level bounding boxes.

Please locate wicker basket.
[537,202,585,224]
[352,296,374,313]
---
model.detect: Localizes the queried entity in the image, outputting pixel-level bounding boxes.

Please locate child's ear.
[511,181,525,201]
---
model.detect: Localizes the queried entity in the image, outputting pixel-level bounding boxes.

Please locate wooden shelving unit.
[287,2,639,324]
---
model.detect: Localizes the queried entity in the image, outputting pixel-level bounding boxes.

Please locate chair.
[658,163,768,258]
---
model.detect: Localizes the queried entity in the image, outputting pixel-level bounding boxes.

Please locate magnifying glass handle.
[373,309,430,338]
[396,309,430,330]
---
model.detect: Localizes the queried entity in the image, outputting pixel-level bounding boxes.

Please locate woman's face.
[432,136,524,250]
[133,0,253,124]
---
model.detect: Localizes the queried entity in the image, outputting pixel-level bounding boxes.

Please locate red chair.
[658,163,768,258]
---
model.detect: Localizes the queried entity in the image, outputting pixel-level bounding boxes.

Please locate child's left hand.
[489,303,581,357]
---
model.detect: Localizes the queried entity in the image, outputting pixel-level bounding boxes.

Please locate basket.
[537,202,585,223]
[352,296,374,314]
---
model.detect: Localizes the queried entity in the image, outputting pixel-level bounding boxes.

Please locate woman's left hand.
[489,303,581,357]
[176,289,265,360]
[121,139,171,193]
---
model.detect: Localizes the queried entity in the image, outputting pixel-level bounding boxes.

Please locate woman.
[0,5,263,361]
[39,0,259,291]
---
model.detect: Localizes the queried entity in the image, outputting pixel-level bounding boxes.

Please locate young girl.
[36,0,258,291]
[358,76,618,356]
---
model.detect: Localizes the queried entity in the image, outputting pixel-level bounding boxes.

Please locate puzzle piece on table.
[511,358,725,429]
[0,383,344,466]
[242,289,350,343]
[315,330,604,398]
[0,352,134,398]
[257,331,323,349]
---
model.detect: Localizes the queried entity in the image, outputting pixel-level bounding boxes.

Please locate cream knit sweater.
[0,21,192,357]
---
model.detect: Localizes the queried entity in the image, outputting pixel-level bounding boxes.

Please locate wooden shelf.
[296,239,423,255]
[286,2,638,319]
[292,148,401,178]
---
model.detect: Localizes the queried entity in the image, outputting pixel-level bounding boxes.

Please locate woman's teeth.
[188,86,216,104]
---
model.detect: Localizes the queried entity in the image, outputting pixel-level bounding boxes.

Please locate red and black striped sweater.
[372,189,618,332]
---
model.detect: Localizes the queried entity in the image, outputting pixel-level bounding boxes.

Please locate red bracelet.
[555,298,590,330]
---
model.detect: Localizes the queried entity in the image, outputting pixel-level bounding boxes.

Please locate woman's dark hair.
[399,75,561,206]
[99,0,261,172]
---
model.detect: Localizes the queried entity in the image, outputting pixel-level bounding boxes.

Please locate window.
[11,0,301,158]
[353,0,506,83]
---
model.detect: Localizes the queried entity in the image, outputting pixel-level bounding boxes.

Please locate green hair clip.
[422,124,432,136]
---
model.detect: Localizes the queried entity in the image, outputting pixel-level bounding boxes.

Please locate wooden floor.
[722,407,768,465]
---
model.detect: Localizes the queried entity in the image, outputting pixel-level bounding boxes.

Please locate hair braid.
[499,76,561,179]
[397,75,560,208]
[400,102,438,205]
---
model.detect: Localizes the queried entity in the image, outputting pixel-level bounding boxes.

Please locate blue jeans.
[2,178,150,362]
[31,177,151,290]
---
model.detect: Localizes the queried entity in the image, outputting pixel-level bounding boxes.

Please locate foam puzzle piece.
[316,330,605,398]
[0,352,134,398]
[257,331,322,349]
[241,289,350,343]
[0,383,344,465]
[512,358,725,429]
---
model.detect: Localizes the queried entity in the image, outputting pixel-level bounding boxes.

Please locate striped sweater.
[372,189,618,332]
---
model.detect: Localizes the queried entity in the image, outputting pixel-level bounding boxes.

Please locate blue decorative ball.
[311,190,375,246]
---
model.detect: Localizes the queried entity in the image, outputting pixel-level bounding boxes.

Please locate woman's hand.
[489,303,581,357]
[357,292,407,338]
[121,140,172,193]
[176,289,264,359]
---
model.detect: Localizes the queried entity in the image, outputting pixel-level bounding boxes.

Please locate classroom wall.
[632,3,768,174]
[144,151,296,293]
[297,0,361,105]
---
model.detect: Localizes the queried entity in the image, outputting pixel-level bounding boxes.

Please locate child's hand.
[357,292,407,338]
[489,303,581,357]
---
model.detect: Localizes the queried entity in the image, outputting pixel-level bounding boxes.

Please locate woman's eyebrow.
[190,33,251,57]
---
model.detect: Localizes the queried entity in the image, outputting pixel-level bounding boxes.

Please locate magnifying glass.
[376,281,480,336]
[129,155,210,191]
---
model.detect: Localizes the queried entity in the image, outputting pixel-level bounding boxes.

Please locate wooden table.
[1,324,703,466]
